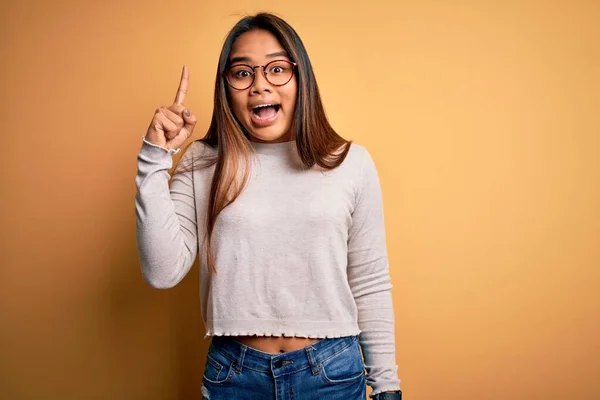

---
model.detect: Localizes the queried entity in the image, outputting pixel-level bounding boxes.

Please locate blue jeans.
[201,334,367,400]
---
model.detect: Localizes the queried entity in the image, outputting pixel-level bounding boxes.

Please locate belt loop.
[305,345,320,375]
[233,344,246,373]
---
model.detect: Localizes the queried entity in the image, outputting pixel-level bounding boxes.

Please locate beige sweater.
[134,137,401,395]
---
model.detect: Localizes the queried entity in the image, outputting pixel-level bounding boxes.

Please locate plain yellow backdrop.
[1,0,598,399]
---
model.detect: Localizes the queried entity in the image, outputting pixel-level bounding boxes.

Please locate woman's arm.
[134,139,199,288]
[347,147,402,398]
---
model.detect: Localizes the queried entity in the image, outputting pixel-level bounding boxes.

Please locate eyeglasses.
[223,59,297,90]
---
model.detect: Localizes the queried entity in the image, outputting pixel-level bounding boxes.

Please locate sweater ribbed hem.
[203,319,361,340]
[141,136,181,154]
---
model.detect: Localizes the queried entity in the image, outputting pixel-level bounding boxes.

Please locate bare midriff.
[231,336,320,354]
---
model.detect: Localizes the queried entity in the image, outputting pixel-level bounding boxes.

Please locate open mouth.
[251,103,281,120]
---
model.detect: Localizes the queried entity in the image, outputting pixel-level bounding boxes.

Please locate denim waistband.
[209,335,359,377]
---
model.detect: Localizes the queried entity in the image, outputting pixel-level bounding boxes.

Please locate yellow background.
[1,0,598,399]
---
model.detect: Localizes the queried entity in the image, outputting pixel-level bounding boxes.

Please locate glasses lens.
[265,60,294,86]
[227,65,254,89]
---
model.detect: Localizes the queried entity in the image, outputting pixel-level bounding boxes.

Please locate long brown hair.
[175,13,352,274]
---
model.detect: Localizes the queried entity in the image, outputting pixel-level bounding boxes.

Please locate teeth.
[253,103,277,109]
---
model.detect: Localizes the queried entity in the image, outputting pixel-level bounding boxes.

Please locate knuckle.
[153,118,164,129]
[168,104,183,113]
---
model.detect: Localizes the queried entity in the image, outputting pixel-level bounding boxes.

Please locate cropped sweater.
[134,137,401,396]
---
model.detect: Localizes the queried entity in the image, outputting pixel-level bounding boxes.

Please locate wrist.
[142,136,181,155]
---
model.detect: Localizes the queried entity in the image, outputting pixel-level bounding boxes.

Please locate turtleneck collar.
[246,137,306,170]
[248,138,297,156]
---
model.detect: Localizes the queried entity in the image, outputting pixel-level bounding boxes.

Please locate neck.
[246,132,296,155]
[248,138,296,155]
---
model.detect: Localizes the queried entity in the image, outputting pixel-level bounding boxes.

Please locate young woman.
[135,13,402,400]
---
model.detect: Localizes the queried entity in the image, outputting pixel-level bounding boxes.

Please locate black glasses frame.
[222,59,298,90]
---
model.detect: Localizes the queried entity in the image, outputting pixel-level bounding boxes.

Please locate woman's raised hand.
[144,65,197,151]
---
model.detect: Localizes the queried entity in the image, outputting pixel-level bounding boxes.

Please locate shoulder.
[173,139,218,174]
[188,139,217,157]
[347,142,369,158]
[343,142,376,172]
[332,143,380,200]
[177,139,218,164]
[345,143,382,196]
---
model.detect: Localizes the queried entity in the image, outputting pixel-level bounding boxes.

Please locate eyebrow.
[229,51,290,65]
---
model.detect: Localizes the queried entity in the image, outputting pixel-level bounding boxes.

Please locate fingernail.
[184,109,190,117]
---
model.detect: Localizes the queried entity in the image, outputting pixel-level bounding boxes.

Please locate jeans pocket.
[202,347,234,385]
[320,339,366,385]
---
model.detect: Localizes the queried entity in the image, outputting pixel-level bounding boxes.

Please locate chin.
[247,127,292,143]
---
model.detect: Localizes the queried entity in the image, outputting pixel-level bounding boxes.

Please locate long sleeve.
[347,148,401,397]
[135,138,199,289]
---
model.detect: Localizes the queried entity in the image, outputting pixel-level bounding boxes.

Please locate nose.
[250,66,272,94]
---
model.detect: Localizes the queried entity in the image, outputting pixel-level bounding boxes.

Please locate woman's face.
[227,29,298,143]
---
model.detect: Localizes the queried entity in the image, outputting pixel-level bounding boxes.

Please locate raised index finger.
[174,65,189,105]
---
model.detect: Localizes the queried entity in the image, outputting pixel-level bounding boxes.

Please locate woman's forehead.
[229,30,288,62]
